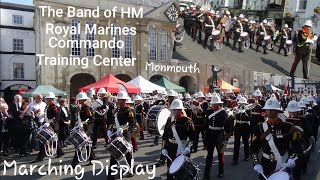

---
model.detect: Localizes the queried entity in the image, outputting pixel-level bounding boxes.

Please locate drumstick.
[260,172,268,180]
[279,157,298,172]
[161,149,172,161]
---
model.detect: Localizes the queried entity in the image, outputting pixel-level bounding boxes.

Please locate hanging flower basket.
[314,7,320,14]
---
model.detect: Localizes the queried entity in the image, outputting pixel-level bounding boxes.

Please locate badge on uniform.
[275,130,283,138]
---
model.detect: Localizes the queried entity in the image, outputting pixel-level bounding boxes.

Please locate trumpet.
[191,102,203,118]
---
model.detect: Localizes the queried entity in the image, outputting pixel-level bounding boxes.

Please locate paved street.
[173,29,320,80]
[1,130,319,180]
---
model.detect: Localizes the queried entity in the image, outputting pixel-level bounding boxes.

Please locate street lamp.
[311,13,318,26]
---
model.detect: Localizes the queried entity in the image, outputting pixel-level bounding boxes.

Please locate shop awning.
[127,75,166,94]
[22,85,67,98]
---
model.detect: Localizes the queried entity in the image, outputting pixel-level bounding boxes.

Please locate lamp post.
[294,14,300,26]
[311,13,318,27]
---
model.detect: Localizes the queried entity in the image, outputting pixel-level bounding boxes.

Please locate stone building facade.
[34,0,251,97]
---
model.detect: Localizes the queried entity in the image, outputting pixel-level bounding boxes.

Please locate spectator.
[0,103,12,157]
[17,100,35,157]
[69,97,78,128]
[8,94,23,151]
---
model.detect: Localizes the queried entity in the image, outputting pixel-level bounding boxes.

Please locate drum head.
[268,171,290,180]
[264,36,271,40]
[212,30,220,36]
[240,32,248,37]
[286,40,292,44]
[157,108,171,136]
[169,155,185,174]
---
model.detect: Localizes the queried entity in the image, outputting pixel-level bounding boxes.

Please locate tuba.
[91,99,108,116]
[191,101,203,118]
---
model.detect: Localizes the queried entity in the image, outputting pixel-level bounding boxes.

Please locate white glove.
[107,130,112,138]
[281,158,296,168]
[254,164,264,174]
[183,147,191,155]
[43,123,50,128]
[117,128,123,136]
[260,32,265,35]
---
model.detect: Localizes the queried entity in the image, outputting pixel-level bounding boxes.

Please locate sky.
[2,0,33,5]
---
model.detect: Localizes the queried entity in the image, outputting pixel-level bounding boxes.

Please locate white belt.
[169,138,177,144]
[209,126,224,130]
[251,112,261,115]
[235,120,250,124]
[262,153,276,161]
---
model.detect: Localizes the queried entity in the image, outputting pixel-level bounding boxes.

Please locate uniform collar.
[268,118,281,126]
[175,112,184,118]
[120,104,127,108]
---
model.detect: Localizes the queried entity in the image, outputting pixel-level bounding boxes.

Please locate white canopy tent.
[128,75,166,93]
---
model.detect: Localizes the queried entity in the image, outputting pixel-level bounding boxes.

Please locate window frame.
[13,63,24,79]
[13,38,24,52]
[111,23,121,58]
[12,15,23,25]
[149,27,157,61]
[86,20,95,57]
[160,29,168,62]
[71,18,81,56]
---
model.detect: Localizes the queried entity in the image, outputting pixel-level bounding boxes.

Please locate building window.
[13,63,24,79]
[12,15,23,25]
[71,19,81,56]
[299,0,307,10]
[13,39,24,52]
[124,26,133,58]
[112,23,121,58]
[149,27,157,61]
[160,30,168,61]
[86,20,95,57]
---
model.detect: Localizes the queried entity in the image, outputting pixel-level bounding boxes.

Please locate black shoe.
[203,175,210,180]
[139,137,144,140]
[232,160,238,165]
[123,172,134,178]
[284,54,288,56]
[263,52,268,54]
[20,154,26,158]
[3,153,9,157]
[217,172,224,178]
[32,159,43,163]
[244,157,249,161]
[92,146,97,149]
[55,153,64,158]
[155,161,165,167]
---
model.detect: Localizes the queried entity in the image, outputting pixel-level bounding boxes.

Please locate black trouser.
[233,32,242,52]
[0,132,9,154]
[256,38,267,54]
[17,130,30,155]
[92,119,108,146]
[204,130,225,177]
[249,32,254,48]
[290,53,309,79]
[71,146,96,166]
[225,32,231,45]
[233,124,250,162]
[193,25,202,43]
[35,140,64,161]
[192,126,205,152]
[203,31,211,49]
[278,41,287,55]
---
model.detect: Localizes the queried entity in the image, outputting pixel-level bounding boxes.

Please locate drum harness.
[262,121,288,171]
[208,109,224,130]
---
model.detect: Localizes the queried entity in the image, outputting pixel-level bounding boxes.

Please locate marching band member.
[107,91,135,179]
[233,14,244,52]
[286,100,313,180]
[33,92,64,163]
[203,94,231,179]
[162,99,195,180]
[256,20,268,54]
[203,10,215,50]
[191,92,208,152]
[249,20,256,48]
[71,92,96,167]
[306,95,320,143]
[193,5,203,43]
[277,24,289,56]
[223,11,231,46]
[290,20,314,79]
[250,89,265,139]
[250,98,303,179]
[134,95,144,140]
[92,88,111,149]
[183,93,192,117]
[155,90,176,167]
[126,97,139,152]
[232,97,251,165]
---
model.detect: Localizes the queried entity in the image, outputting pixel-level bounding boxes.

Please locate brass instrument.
[191,101,203,118]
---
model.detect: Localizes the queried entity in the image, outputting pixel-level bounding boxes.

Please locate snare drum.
[169,155,199,180]
[240,32,249,41]
[286,40,292,47]
[36,127,57,144]
[147,106,171,136]
[211,30,221,40]
[106,136,132,161]
[264,36,271,44]
[67,128,91,149]
[268,171,291,180]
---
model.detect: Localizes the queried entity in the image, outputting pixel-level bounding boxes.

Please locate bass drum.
[225,19,233,32]
[285,40,293,55]
[146,105,171,136]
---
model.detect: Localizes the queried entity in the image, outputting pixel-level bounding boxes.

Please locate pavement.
[0,129,319,180]
[173,30,320,80]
